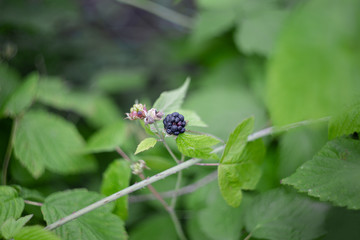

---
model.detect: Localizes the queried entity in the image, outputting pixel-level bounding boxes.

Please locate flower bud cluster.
[130,160,148,175]
[126,103,163,125]
[126,103,147,120]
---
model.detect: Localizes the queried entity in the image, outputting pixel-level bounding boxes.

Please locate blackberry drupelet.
[163,112,186,135]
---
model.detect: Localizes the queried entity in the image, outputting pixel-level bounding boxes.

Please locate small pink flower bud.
[144,108,164,124]
[126,103,147,120]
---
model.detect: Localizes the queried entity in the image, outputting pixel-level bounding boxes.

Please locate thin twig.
[195,163,219,166]
[116,0,193,29]
[169,209,187,240]
[130,171,218,203]
[45,117,330,231]
[244,232,252,240]
[153,124,186,238]
[247,117,330,141]
[138,173,170,211]
[154,122,180,164]
[170,170,182,208]
[45,158,202,231]
[162,141,180,163]
[2,118,18,185]
[170,154,185,208]
[115,146,132,162]
[24,200,43,207]
[139,172,187,240]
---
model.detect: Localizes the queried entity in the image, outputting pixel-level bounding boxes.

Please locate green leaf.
[245,189,328,240]
[176,133,220,160]
[235,8,289,56]
[15,186,45,202]
[186,216,212,240]
[14,226,61,240]
[174,109,208,127]
[196,0,239,10]
[92,69,146,93]
[42,189,127,240]
[139,120,156,136]
[36,77,121,128]
[142,156,175,171]
[101,160,131,220]
[14,110,97,178]
[221,117,254,164]
[1,215,32,239]
[278,126,328,178]
[0,186,24,226]
[0,64,20,110]
[282,138,360,209]
[134,138,158,155]
[153,78,190,113]
[219,139,265,207]
[191,10,236,45]
[267,0,360,126]
[85,121,126,153]
[87,95,122,128]
[1,73,38,117]
[129,214,177,240]
[329,101,360,139]
[183,86,267,140]
[197,183,245,240]
[36,77,93,116]
[323,207,360,240]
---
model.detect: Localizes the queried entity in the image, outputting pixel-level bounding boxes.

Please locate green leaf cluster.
[153,78,190,114]
[245,189,328,240]
[267,0,360,126]
[1,0,360,238]
[218,117,265,207]
[42,189,127,240]
[176,133,220,160]
[101,160,131,220]
[283,138,360,209]
[14,110,97,178]
[14,226,61,240]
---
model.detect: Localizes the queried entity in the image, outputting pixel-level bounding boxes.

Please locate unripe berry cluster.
[163,112,186,135]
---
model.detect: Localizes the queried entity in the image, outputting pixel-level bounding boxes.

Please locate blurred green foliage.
[1,0,360,239]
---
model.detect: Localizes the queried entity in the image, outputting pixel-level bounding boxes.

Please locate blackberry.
[163,112,186,135]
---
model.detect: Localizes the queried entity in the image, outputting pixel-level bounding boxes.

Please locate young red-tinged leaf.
[134,137,158,155]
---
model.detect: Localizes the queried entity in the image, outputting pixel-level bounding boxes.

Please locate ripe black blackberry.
[163,112,186,135]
